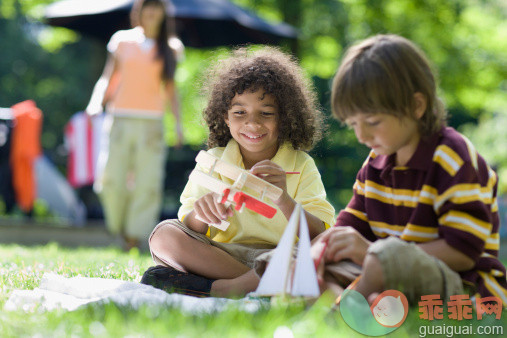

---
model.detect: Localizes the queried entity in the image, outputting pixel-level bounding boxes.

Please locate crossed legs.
[149,223,259,297]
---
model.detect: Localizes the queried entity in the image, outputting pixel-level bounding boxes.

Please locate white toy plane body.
[189,150,283,231]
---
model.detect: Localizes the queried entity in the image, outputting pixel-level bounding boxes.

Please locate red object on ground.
[10,100,42,212]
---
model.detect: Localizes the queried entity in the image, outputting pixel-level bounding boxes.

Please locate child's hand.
[249,160,290,206]
[311,235,329,285]
[319,226,371,266]
[193,192,233,224]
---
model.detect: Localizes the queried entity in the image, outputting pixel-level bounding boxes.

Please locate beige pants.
[94,114,166,241]
[369,237,465,303]
[149,219,275,269]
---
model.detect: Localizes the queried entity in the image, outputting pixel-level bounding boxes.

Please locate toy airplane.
[253,203,320,298]
[189,150,283,231]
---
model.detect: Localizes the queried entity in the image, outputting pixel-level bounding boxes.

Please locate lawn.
[0,243,506,337]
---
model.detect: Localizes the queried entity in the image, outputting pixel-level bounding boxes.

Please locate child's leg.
[150,222,250,279]
[210,270,259,297]
[354,254,384,303]
[353,237,464,304]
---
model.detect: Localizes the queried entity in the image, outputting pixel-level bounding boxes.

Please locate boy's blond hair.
[331,34,447,137]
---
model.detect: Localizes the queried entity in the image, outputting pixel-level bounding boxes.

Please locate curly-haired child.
[141,46,335,297]
[312,34,507,306]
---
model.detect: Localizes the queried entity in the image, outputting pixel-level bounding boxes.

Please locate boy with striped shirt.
[314,34,507,305]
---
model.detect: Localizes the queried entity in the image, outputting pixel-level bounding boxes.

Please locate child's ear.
[413,92,427,120]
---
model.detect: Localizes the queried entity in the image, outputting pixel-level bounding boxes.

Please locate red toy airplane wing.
[233,192,277,218]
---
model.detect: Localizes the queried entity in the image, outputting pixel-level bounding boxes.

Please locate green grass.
[0,243,506,337]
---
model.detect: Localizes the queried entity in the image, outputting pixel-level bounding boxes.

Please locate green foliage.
[463,110,507,193]
[238,0,507,197]
[1,0,506,215]
[36,27,79,52]
[0,13,104,152]
[165,48,231,146]
[0,0,54,19]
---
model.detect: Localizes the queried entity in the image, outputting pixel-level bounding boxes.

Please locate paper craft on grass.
[189,150,283,231]
[253,203,320,298]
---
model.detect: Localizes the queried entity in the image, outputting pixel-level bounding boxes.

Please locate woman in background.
[86,0,183,249]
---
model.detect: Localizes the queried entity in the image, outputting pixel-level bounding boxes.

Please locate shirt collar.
[219,139,297,171]
[220,139,245,168]
[369,127,444,171]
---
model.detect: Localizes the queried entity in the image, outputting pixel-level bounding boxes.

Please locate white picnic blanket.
[4,273,265,313]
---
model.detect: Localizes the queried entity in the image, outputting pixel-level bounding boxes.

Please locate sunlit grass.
[0,243,506,337]
[0,243,353,337]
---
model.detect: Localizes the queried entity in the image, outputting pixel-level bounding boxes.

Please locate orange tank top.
[106,28,166,117]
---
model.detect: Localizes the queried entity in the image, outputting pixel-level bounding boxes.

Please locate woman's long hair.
[130,0,177,81]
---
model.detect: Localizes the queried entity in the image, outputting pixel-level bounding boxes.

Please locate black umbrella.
[44,0,298,48]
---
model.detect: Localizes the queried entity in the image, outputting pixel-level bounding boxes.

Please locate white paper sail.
[254,204,320,297]
[291,206,320,297]
[254,204,300,296]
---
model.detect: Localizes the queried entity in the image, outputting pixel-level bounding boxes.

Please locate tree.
[1,0,506,211]
[236,0,507,204]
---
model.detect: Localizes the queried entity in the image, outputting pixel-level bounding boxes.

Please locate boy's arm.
[313,226,372,265]
[250,157,334,239]
[288,157,336,238]
[417,239,475,271]
[312,163,377,265]
[184,191,233,234]
[276,194,327,238]
[178,162,220,235]
[433,161,496,270]
[335,167,378,242]
[182,210,210,234]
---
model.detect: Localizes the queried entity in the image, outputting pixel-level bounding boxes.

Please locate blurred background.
[0,0,506,234]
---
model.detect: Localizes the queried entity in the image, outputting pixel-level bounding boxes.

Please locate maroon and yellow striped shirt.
[337,127,507,303]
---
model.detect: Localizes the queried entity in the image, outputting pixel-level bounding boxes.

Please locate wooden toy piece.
[195,151,283,202]
[189,170,278,218]
[253,204,320,298]
[232,192,277,218]
[189,150,285,231]
[189,170,231,231]
[195,214,229,231]
[189,169,278,231]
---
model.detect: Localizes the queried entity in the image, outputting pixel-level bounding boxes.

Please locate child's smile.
[225,89,279,168]
[242,133,266,142]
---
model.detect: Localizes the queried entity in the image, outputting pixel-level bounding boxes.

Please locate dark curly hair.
[202,46,324,151]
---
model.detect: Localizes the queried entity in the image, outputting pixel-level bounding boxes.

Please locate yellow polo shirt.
[178,140,335,245]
